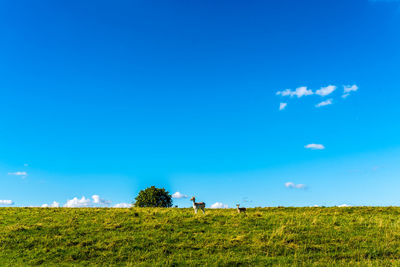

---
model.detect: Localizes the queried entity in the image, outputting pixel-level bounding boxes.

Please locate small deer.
[236,204,246,213]
[190,197,205,214]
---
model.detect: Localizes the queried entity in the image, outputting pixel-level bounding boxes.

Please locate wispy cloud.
[41,201,60,208]
[172,192,188,199]
[342,84,358,98]
[316,85,336,96]
[276,83,358,109]
[210,202,229,209]
[305,144,325,150]
[315,99,333,107]
[338,204,350,207]
[285,182,306,189]
[276,86,313,98]
[0,200,14,205]
[344,85,358,93]
[279,102,287,111]
[8,171,27,177]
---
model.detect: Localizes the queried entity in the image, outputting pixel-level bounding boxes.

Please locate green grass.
[2,207,400,266]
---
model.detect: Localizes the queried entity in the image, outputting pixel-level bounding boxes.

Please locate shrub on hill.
[134,186,172,207]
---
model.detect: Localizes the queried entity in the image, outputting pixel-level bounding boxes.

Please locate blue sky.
[1,0,400,207]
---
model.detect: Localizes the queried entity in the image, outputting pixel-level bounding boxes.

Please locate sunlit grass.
[1,207,400,265]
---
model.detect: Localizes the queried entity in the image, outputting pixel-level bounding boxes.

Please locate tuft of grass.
[1,207,400,265]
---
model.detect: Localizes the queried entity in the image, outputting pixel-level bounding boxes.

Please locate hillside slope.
[1,207,400,265]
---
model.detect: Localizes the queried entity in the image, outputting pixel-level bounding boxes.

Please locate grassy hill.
[1,207,400,266]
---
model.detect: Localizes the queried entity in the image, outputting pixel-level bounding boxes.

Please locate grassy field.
[2,207,400,266]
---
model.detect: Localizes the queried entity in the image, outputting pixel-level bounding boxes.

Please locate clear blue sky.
[1,0,400,207]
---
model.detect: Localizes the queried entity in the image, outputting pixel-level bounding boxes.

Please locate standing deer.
[236,204,246,213]
[190,197,205,214]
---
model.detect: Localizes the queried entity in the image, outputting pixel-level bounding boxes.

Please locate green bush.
[134,186,172,207]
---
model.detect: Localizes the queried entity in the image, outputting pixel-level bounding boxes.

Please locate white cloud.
[276,86,313,98]
[342,84,358,98]
[41,201,60,208]
[8,171,27,176]
[342,93,350,98]
[316,85,336,96]
[338,204,350,207]
[279,102,287,111]
[285,182,306,189]
[276,89,292,96]
[315,99,333,107]
[0,200,14,205]
[305,144,325,150]
[172,192,188,199]
[210,202,229,209]
[92,195,111,205]
[63,196,91,208]
[63,195,111,207]
[113,203,132,208]
[344,85,358,93]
